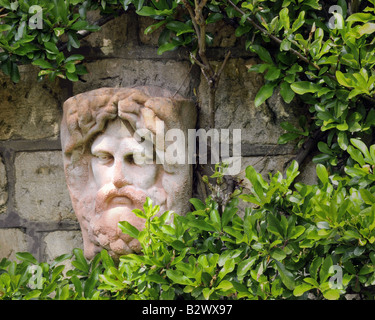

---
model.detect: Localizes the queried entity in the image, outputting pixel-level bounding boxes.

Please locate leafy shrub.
[2,149,375,300]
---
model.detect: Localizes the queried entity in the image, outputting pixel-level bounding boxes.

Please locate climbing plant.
[1,0,375,168]
[2,0,375,300]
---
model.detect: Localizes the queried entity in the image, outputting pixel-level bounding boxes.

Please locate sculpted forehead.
[61,86,197,158]
[91,119,144,159]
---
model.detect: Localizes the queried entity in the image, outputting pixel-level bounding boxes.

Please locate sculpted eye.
[125,154,135,165]
[94,152,113,164]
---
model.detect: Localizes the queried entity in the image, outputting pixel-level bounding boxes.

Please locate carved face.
[88,119,165,256]
[61,87,197,260]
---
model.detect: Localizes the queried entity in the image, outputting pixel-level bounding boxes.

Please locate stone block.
[43,231,83,265]
[0,156,7,214]
[14,151,75,223]
[138,16,164,46]
[73,58,194,97]
[0,65,65,141]
[197,58,305,145]
[206,20,237,47]
[0,228,30,260]
[83,14,128,54]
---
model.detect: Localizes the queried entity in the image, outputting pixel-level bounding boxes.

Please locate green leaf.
[347,145,365,166]
[15,252,38,264]
[66,72,78,81]
[65,54,84,63]
[118,221,140,239]
[24,290,42,300]
[32,59,53,69]
[10,62,20,83]
[337,131,349,150]
[264,66,281,81]
[322,289,340,300]
[44,42,59,55]
[358,23,375,36]
[270,248,287,261]
[221,203,238,228]
[72,248,89,273]
[280,81,295,103]
[290,81,322,95]
[0,25,11,32]
[316,163,329,184]
[351,138,371,160]
[68,32,80,49]
[206,13,223,24]
[292,11,305,31]
[218,259,235,280]
[293,283,313,296]
[275,260,296,290]
[144,20,167,35]
[279,7,290,30]
[216,280,233,291]
[278,132,300,144]
[237,256,257,279]
[166,270,193,285]
[157,42,178,55]
[147,274,169,284]
[347,13,375,22]
[254,82,277,107]
[360,189,375,205]
[190,198,206,210]
[336,71,354,87]
[319,256,333,283]
[166,21,194,36]
[248,45,273,64]
[210,209,221,230]
[268,214,284,238]
[84,267,99,299]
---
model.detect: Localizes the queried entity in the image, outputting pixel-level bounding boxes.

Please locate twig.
[216,50,231,84]
[173,63,194,97]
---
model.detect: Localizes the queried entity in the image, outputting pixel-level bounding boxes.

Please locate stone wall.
[0,9,313,262]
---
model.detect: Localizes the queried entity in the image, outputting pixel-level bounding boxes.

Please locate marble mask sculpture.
[60,86,197,260]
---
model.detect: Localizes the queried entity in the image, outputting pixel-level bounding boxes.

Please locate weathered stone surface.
[296,155,319,185]
[138,16,164,46]
[0,228,30,260]
[0,65,65,141]
[0,156,7,214]
[14,151,75,222]
[73,59,194,97]
[83,14,128,54]
[206,20,237,48]
[198,58,304,145]
[43,231,83,264]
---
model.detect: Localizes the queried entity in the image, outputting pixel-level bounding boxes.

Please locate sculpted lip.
[108,195,132,207]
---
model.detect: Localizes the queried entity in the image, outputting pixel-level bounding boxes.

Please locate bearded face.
[87,119,167,258]
[61,87,197,260]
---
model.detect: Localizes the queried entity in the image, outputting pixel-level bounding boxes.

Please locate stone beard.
[60,86,197,260]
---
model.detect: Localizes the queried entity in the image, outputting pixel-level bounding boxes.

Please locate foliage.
[0,248,104,299]
[1,0,375,168]
[2,0,375,300]
[3,155,375,300]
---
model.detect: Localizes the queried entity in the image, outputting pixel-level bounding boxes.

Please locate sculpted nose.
[111,158,132,188]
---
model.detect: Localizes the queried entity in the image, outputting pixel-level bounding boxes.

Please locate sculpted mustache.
[95,185,148,211]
